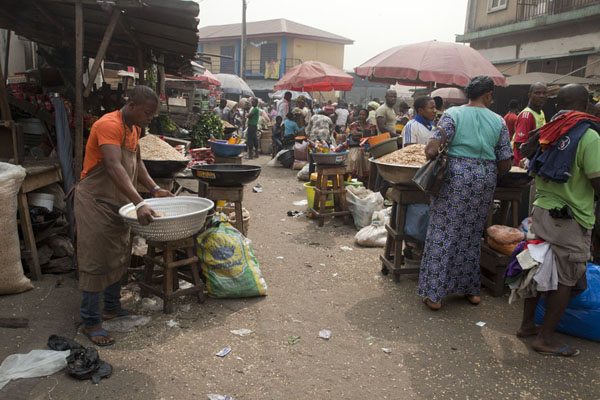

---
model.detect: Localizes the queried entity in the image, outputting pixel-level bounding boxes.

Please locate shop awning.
[0,0,200,73]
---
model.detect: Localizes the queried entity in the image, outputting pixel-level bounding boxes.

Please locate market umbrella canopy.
[430,87,467,104]
[190,69,221,86]
[355,41,506,87]
[274,61,354,92]
[215,74,255,97]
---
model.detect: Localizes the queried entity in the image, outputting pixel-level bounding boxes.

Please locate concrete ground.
[1,156,599,400]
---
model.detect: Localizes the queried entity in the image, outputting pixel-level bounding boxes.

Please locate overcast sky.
[195,0,469,70]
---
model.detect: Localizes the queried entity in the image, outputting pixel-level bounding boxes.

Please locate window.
[526,55,588,77]
[220,46,235,74]
[488,0,508,12]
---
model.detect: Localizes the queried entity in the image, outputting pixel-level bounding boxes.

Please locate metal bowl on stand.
[142,160,189,179]
[191,164,262,187]
[369,158,420,185]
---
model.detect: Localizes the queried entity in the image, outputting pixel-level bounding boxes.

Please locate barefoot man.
[518,84,600,356]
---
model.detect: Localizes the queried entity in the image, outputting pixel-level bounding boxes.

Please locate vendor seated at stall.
[347,108,376,180]
[283,112,303,147]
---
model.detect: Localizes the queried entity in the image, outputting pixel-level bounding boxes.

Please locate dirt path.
[2,156,599,400]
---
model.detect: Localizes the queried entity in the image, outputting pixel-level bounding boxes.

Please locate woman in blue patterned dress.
[419,76,513,310]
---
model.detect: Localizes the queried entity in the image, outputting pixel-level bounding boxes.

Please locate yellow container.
[303,182,334,209]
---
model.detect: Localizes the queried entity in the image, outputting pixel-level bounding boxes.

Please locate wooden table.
[18,159,63,280]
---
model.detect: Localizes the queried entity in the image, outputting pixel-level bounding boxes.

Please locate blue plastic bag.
[404,204,430,243]
[535,263,600,341]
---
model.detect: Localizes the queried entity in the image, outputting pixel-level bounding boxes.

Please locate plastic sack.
[196,218,267,298]
[267,149,288,167]
[404,204,430,243]
[0,349,69,389]
[345,185,384,230]
[296,164,310,181]
[355,207,391,247]
[293,141,309,161]
[0,162,33,295]
[535,263,600,341]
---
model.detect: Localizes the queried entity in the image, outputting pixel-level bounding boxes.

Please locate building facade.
[197,19,353,99]
[456,0,600,78]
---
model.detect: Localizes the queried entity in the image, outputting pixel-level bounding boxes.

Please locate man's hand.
[136,204,156,226]
[153,188,174,198]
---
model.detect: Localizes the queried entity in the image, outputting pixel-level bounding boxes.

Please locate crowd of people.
[211,89,445,178]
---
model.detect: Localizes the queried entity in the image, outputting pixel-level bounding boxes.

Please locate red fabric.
[513,111,537,144]
[274,61,354,92]
[503,112,518,137]
[538,111,600,146]
[354,40,506,87]
[513,111,537,166]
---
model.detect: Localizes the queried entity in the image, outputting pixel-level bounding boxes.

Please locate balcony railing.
[200,58,302,80]
[517,0,600,21]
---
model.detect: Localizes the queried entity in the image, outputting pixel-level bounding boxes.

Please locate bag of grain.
[0,163,34,294]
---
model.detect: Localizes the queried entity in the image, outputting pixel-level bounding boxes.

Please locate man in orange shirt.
[75,85,171,346]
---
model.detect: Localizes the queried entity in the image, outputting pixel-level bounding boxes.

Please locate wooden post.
[3,30,10,84]
[137,48,145,85]
[157,53,165,98]
[0,54,11,121]
[83,8,121,97]
[74,0,84,177]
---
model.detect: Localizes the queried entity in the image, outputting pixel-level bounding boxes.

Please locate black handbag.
[412,126,451,196]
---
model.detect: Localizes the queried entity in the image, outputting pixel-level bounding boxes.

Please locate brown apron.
[74,117,139,292]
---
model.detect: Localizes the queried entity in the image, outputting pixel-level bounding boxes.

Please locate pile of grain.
[139,134,187,161]
[377,144,427,166]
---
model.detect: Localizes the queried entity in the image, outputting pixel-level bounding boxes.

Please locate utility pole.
[241,0,247,79]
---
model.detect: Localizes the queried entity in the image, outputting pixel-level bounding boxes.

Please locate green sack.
[196,219,267,298]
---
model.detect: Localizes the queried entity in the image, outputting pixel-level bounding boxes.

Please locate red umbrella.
[355,41,506,87]
[274,61,354,92]
[190,68,221,86]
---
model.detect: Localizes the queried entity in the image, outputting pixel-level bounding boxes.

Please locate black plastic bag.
[47,335,84,351]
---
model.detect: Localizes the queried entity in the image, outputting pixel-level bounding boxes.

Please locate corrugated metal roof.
[0,0,199,73]
[198,18,353,45]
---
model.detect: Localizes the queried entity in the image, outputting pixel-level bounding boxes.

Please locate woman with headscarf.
[346,108,376,179]
[418,76,513,311]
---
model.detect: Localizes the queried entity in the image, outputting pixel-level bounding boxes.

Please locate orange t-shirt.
[81,110,141,179]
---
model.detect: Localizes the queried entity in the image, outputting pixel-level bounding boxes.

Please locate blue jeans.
[80,281,122,328]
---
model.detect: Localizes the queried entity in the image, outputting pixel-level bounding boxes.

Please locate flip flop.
[102,308,130,321]
[423,298,442,311]
[83,328,115,347]
[535,344,580,357]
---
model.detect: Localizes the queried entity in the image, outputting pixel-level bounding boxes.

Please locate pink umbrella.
[355,41,506,87]
[431,87,467,104]
[274,61,354,92]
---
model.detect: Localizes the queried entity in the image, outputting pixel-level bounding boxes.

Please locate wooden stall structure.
[0,0,200,279]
